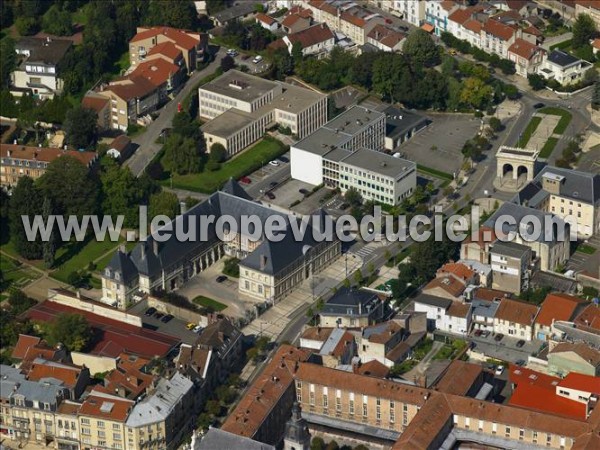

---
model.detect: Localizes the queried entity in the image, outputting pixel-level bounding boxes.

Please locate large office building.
[291,106,416,205]
[198,70,327,157]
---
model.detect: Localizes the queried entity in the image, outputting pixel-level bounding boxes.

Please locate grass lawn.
[51,238,123,284]
[549,39,572,51]
[163,137,287,193]
[412,338,434,360]
[433,339,467,360]
[391,359,418,376]
[192,296,227,311]
[539,107,572,135]
[416,165,453,181]
[111,50,131,77]
[0,255,40,292]
[577,244,597,255]
[539,137,559,158]
[520,116,542,147]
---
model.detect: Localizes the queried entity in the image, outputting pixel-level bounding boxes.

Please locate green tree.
[9,177,44,260]
[41,197,57,268]
[498,59,516,75]
[311,437,326,450]
[528,73,546,90]
[489,117,502,132]
[271,47,294,80]
[144,0,197,29]
[460,77,494,109]
[148,191,180,220]
[291,41,303,65]
[8,290,36,316]
[402,29,440,67]
[210,143,227,162]
[162,134,202,175]
[0,38,16,88]
[43,313,93,351]
[39,155,99,218]
[344,187,363,208]
[64,106,98,149]
[42,5,73,36]
[572,13,597,49]
[220,55,235,72]
[15,17,40,35]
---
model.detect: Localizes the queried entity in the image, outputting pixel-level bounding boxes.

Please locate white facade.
[290,147,325,186]
[439,310,471,336]
[394,0,426,26]
[493,318,534,341]
[283,33,335,57]
[538,53,592,85]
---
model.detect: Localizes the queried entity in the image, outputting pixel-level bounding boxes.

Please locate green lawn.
[163,137,288,193]
[520,116,542,147]
[192,296,227,311]
[51,238,123,284]
[111,50,131,77]
[433,339,467,360]
[539,107,572,135]
[577,244,597,255]
[539,137,559,158]
[416,165,453,181]
[0,255,40,292]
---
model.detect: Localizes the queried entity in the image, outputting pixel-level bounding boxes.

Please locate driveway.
[125,49,226,176]
[469,333,544,364]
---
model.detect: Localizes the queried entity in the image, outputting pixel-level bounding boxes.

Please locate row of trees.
[440,32,516,75]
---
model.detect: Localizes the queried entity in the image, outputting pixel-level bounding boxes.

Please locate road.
[125,49,226,176]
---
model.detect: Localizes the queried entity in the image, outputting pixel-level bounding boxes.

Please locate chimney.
[260,254,267,270]
[141,243,146,260]
[119,244,126,253]
[7,150,11,157]
[180,201,187,215]
[13,139,17,145]
[152,240,159,256]
[76,290,80,299]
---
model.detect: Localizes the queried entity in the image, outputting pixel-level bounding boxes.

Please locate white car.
[268,160,280,166]
[253,55,263,64]
[227,48,238,56]
[495,365,504,376]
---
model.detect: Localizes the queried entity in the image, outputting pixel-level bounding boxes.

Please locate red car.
[239,176,252,184]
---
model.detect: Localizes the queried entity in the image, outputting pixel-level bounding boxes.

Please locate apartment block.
[493,298,539,341]
[425,0,459,36]
[78,392,133,450]
[489,241,532,295]
[199,70,327,157]
[0,144,98,188]
[11,37,72,99]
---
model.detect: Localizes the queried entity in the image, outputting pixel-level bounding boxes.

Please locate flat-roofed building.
[199,70,327,156]
[489,241,532,295]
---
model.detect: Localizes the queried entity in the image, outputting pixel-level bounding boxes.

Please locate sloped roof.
[103,76,157,101]
[286,23,334,48]
[80,392,134,421]
[147,41,183,61]
[27,359,84,388]
[105,249,139,283]
[128,58,180,88]
[82,94,109,112]
[558,372,600,395]
[221,178,253,200]
[255,13,277,26]
[483,19,516,41]
[1,144,97,166]
[508,38,542,60]
[574,304,600,332]
[356,360,390,378]
[495,298,539,326]
[11,334,42,360]
[536,293,588,327]
[434,360,483,396]
[550,342,600,368]
[130,26,199,50]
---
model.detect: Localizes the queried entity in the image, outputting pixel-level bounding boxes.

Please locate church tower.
[283,402,311,450]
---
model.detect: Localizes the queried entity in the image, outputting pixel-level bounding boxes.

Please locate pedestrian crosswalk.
[353,243,377,259]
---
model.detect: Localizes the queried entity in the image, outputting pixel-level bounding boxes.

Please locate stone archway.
[495,146,539,192]
[502,163,514,178]
[517,165,528,180]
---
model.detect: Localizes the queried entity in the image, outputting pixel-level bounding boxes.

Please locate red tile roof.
[147,41,183,61]
[130,26,198,50]
[356,360,390,378]
[536,293,587,327]
[288,6,313,19]
[27,361,83,388]
[434,360,483,396]
[593,38,600,50]
[341,11,366,28]
[463,18,483,33]
[550,342,600,368]
[256,13,277,26]
[449,8,473,25]
[1,144,97,166]
[25,300,178,359]
[558,372,600,395]
[483,19,517,41]
[447,302,471,318]
[495,298,539,326]
[438,262,475,281]
[129,58,180,88]
[286,23,334,48]
[424,275,466,298]
[11,334,41,360]
[421,23,435,33]
[82,95,109,113]
[104,354,154,399]
[522,25,542,36]
[79,392,134,422]
[104,76,157,101]
[574,304,600,332]
[509,381,587,419]
[508,38,542,60]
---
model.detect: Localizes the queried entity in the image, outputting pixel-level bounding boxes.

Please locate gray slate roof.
[383,106,429,139]
[195,428,275,450]
[413,294,453,309]
[211,3,256,23]
[320,287,379,317]
[489,241,531,259]
[547,49,580,67]
[471,299,500,319]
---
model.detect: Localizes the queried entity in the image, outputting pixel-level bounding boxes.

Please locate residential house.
[0,144,98,188]
[481,18,518,58]
[470,298,500,332]
[300,327,335,351]
[513,166,600,239]
[422,275,469,300]
[356,321,405,367]
[196,318,243,383]
[77,391,134,450]
[458,260,492,287]
[106,135,134,161]
[534,293,588,340]
[211,3,256,27]
[281,7,313,33]
[556,372,600,408]
[573,304,600,334]
[319,287,385,328]
[127,57,186,101]
[593,38,600,55]
[256,13,279,31]
[484,202,570,272]
[460,226,497,264]
[221,345,310,446]
[433,360,485,398]
[174,343,213,395]
[366,24,406,52]
[25,359,91,400]
[11,334,68,365]
[443,302,472,336]
[101,246,140,309]
[447,7,484,49]
[282,23,335,57]
[489,241,532,295]
[425,0,459,36]
[82,92,111,130]
[102,353,154,400]
[538,49,592,85]
[125,373,195,450]
[54,401,81,450]
[548,342,600,377]
[412,294,452,331]
[129,26,205,72]
[312,328,356,368]
[11,36,72,99]
[394,0,427,26]
[493,298,539,340]
[507,38,546,77]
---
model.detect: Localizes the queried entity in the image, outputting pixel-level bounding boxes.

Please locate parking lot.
[469,332,544,364]
[567,235,600,275]
[128,300,200,345]
[244,153,291,198]
[398,113,481,174]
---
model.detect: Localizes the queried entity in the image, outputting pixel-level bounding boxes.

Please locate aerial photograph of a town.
[0,0,599,449]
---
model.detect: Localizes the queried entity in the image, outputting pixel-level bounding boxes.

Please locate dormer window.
[105,269,111,277]
[115,273,120,281]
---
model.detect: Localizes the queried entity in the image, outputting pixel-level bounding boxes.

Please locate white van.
[253,55,263,64]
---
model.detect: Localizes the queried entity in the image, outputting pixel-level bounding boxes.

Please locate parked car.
[299,188,309,195]
[278,156,289,163]
[269,160,280,166]
[266,191,276,200]
[227,48,238,57]
[253,55,263,64]
[495,365,505,376]
[515,359,526,366]
[533,102,545,109]
[494,333,504,342]
[161,314,174,323]
[481,330,490,338]
[270,181,278,188]
[516,339,526,348]
[216,275,228,283]
[144,307,157,316]
[239,176,251,184]
[186,322,196,330]
[474,329,483,337]
[154,312,164,320]
[193,325,202,333]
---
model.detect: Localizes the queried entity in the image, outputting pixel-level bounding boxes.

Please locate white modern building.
[538,50,592,85]
[412,294,470,336]
[291,106,416,206]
